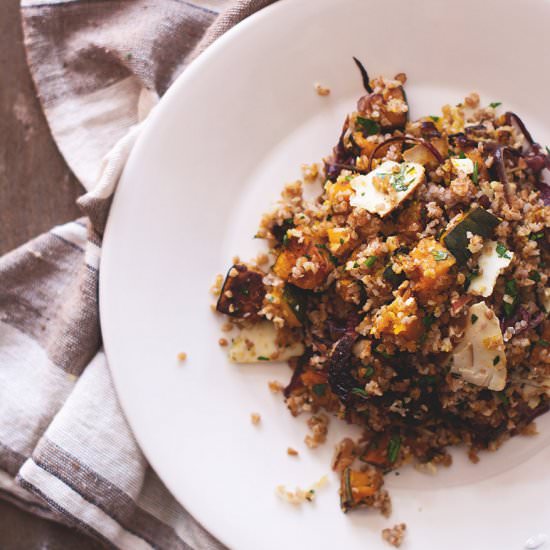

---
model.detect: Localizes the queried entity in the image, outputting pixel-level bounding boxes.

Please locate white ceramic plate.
[100,0,550,548]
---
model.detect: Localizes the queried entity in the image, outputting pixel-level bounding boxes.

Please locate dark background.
[0,1,98,547]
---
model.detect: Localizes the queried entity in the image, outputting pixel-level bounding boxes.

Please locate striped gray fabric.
[0,1,275,547]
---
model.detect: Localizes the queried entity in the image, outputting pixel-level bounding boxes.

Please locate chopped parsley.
[529,270,541,282]
[472,161,479,184]
[257,356,270,361]
[353,261,359,269]
[364,256,377,268]
[374,347,393,359]
[387,435,402,464]
[388,164,414,192]
[489,101,502,109]
[421,375,438,385]
[364,366,374,377]
[356,116,380,136]
[430,115,440,122]
[433,250,449,261]
[339,238,345,244]
[539,339,550,347]
[464,268,480,290]
[312,384,327,397]
[503,279,518,317]
[529,232,544,241]
[495,243,511,259]
[282,233,289,246]
[241,287,249,296]
[471,313,479,324]
[495,391,509,405]
[423,314,436,328]
[351,387,370,398]
[493,355,501,366]
[458,151,466,159]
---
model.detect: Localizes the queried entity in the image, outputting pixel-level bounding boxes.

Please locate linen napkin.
[0,1,276,547]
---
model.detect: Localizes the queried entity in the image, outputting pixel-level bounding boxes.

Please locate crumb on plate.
[314,82,330,96]
[382,523,406,548]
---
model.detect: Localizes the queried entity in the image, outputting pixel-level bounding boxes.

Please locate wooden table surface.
[0,1,100,548]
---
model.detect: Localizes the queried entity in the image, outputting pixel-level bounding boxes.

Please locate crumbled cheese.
[451,157,474,174]
[468,240,514,297]
[350,161,425,217]
[229,321,304,363]
[450,301,506,390]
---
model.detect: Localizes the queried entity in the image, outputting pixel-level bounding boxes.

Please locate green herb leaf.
[423,314,436,328]
[539,339,550,347]
[503,279,518,317]
[312,384,327,397]
[339,238,345,244]
[241,288,249,296]
[430,115,440,122]
[529,232,544,241]
[495,391,509,405]
[495,242,511,259]
[364,256,377,268]
[458,151,466,159]
[353,261,359,269]
[489,102,502,109]
[282,234,289,246]
[529,270,541,282]
[364,366,374,377]
[433,250,449,261]
[493,355,501,366]
[351,387,370,398]
[257,356,270,361]
[472,161,479,185]
[374,347,393,359]
[464,268,480,290]
[471,313,479,324]
[387,435,402,464]
[356,116,380,136]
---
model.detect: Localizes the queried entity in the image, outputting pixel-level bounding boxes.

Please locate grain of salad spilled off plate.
[211,59,550,547]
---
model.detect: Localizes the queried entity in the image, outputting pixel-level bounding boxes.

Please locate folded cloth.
[0,1,276,547]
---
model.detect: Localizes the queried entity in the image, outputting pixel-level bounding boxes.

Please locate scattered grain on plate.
[255,253,269,266]
[287,447,299,456]
[464,91,480,108]
[276,475,328,505]
[304,413,329,449]
[301,163,319,182]
[221,322,234,333]
[177,352,187,362]
[382,523,407,548]
[210,274,223,296]
[314,82,330,96]
[250,413,261,425]
[268,380,284,393]
[218,338,228,347]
